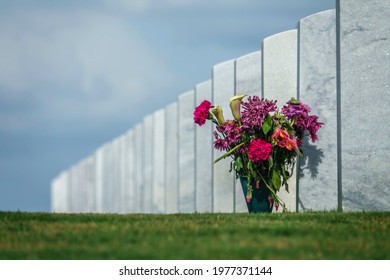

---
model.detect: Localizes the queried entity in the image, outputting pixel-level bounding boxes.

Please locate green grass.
[0,211,389,260]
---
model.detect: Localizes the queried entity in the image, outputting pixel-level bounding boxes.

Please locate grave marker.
[338,0,390,210]
[178,91,196,213]
[212,60,235,212]
[263,30,298,212]
[195,80,213,213]
[298,10,338,211]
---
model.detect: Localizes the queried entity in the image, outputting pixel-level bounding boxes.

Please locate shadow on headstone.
[298,137,325,211]
[299,137,324,180]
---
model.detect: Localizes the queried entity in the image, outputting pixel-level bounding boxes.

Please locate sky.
[0,0,335,212]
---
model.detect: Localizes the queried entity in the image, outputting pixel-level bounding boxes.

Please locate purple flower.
[214,139,229,151]
[213,120,243,152]
[282,99,324,142]
[213,130,229,151]
[224,120,243,146]
[241,96,277,131]
[306,115,323,142]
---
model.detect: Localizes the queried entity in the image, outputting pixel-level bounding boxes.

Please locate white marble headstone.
[212,60,235,213]
[195,80,213,213]
[117,135,126,213]
[110,138,120,213]
[263,30,298,212]
[143,115,154,213]
[101,143,112,212]
[339,0,390,211]
[124,129,135,213]
[153,109,167,213]
[68,164,79,213]
[134,123,144,213]
[84,155,96,212]
[51,171,69,213]
[298,10,338,211]
[95,147,104,213]
[234,51,263,213]
[165,102,179,213]
[235,51,262,96]
[178,91,196,213]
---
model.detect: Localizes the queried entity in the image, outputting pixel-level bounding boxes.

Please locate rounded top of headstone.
[213,58,236,70]
[299,9,335,24]
[236,50,262,63]
[263,29,297,44]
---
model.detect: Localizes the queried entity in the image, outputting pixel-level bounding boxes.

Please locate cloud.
[0,7,175,133]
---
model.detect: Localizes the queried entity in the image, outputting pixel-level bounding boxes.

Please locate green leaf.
[271,169,281,191]
[267,156,274,169]
[234,156,244,171]
[262,115,273,134]
[289,97,300,105]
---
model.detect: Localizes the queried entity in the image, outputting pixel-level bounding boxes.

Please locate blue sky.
[0,0,334,212]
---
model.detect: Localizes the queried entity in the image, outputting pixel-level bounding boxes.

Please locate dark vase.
[240,176,273,213]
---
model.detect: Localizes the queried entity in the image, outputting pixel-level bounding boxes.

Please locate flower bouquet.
[193,95,323,212]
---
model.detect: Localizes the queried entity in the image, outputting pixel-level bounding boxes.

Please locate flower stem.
[257,171,288,212]
[213,142,246,164]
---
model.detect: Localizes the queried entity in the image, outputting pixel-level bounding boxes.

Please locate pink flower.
[248,138,273,162]
[194,100,213,126]
[272,126,298,151]
[272,126,289,143]
[284,138,298,151]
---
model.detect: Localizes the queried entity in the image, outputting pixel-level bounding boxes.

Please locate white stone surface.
[339,0,390,211]
[234,51,263,213]
[195,80,213,213]
[95,147,104,213]
[118,134,126,213]
[104,142,114,213]
[117,135,126,213]
[165,102,179,213]
[105,141,118,213]
[235,51,262,96]
[178,91,196,213]
[143,115,154,213]
[134,123,144,213]
[263,30,298,212]
[153,109,166,213]
[298,10,338,211]
[101,143,112,212]
[124,129,135,213]
[212,60,235,213]
[110,138,120,213]
[68,164,80,213]
[51,171,69,213]
[83,155,96,212]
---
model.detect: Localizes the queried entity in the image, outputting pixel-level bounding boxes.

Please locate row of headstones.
[51,0,390,213]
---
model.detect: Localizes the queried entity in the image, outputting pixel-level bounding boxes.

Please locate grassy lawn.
[0,211,389,260]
